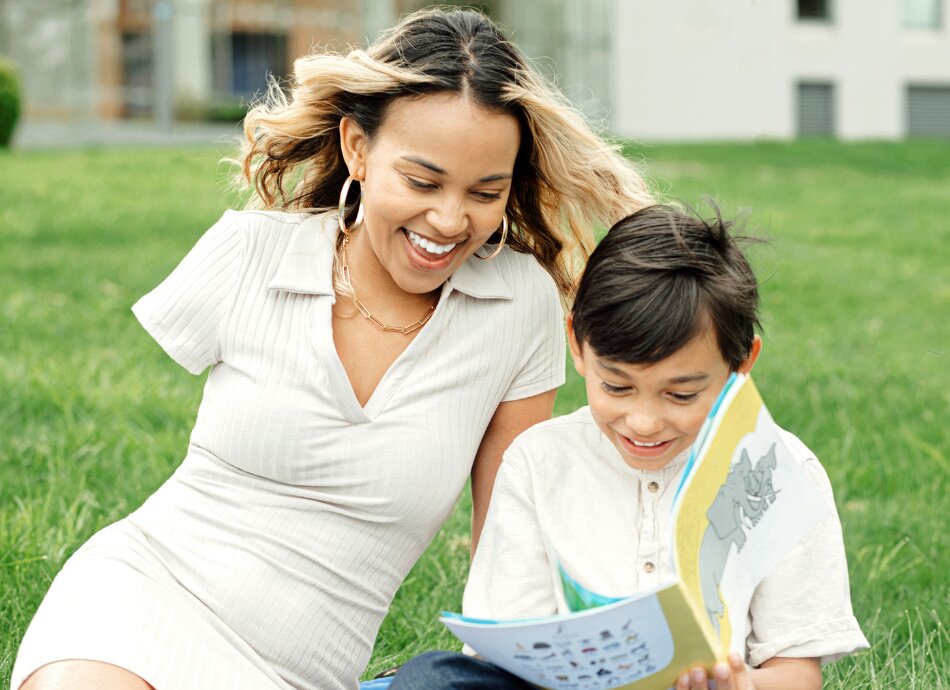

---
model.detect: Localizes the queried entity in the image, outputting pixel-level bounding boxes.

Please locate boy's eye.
[669,392,699,403]
[601,382,630,395]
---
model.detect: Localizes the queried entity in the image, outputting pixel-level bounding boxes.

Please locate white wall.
[611,0,950,140]
[174,0,213,107]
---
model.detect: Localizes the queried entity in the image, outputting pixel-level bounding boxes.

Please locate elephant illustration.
[697,445,778,633]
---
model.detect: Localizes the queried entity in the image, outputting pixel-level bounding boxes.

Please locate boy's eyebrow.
[667,373,711,384]
[596,359,632,378]
[596,359,711,385]
[400,156,512,182]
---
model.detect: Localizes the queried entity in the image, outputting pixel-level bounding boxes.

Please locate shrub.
[0,57,21,148]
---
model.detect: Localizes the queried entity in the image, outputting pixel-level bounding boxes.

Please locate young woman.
[12,8,652,690]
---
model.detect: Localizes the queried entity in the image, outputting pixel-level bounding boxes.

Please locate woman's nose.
[425,195,468,239]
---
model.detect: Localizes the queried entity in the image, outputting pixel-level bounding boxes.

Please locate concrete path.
[13,119,243,150]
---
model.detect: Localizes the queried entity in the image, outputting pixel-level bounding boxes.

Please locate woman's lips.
[402,229,462,271]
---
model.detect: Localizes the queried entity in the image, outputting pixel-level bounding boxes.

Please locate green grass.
[1,141,947,688]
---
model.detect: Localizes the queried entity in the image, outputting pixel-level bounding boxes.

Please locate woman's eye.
[670,392,699,403]
[473,191,502,201]
[405,176,437,191]
[601,382,630,395]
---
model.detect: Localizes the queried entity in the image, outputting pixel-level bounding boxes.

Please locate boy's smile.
[568,317,760,472]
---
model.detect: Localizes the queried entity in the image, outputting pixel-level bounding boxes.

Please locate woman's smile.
[402,228,464,271]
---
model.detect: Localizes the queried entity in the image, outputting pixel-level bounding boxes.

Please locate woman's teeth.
[632,440,664,447]
[406,230,458,255]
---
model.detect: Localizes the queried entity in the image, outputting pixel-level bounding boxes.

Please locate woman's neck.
[340,230,439,320]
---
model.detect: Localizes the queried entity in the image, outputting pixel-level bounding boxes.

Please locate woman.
[13,8,652,690]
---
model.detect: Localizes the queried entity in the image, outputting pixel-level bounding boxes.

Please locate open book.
[441,374,827,690]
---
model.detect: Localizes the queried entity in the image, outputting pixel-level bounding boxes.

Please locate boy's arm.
[752,656,821,689]
[463,444,558,621]
[676,655,821,690]
[746,434,868,666]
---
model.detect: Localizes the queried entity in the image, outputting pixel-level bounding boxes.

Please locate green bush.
[0,57,21,148]
[205,100,249,123]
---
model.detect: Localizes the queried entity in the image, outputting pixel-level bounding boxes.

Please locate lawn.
[0,141,947,688]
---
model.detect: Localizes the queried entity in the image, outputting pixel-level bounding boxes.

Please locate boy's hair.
[571,204,761,370]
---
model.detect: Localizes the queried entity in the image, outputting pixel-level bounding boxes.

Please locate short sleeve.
[463,446,559,621]
[501,265,565,402]
[745,444,870,666]
[131,212,245,375]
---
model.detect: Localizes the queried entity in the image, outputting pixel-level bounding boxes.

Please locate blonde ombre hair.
[239,7,653,297]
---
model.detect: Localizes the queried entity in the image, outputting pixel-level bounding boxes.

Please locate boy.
[391,206,868,690]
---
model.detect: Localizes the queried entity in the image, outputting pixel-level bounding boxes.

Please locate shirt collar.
[267,213,337,296]
[268,212,513,301]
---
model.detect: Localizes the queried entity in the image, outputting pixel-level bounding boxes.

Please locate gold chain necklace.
[339,234,437,335]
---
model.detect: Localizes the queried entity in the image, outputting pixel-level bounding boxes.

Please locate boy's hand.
[675,653,755,690]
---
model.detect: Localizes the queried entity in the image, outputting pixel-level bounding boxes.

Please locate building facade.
[2,0,948,138]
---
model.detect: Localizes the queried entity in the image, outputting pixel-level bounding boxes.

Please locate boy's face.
[568,318,760,472]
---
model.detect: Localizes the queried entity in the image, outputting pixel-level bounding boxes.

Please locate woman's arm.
[469,389,557,557]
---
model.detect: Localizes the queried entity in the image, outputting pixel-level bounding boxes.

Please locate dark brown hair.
[571,204,762,369]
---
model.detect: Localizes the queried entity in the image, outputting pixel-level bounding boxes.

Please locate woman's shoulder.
[493,246,556,287]
[217,208,321,234]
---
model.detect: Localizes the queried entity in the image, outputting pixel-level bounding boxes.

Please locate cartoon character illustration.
[748,445,778,507]
[699,444,780,632]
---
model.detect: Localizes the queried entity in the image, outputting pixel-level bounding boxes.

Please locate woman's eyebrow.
[401,156,446,175]
[400,156,512,182]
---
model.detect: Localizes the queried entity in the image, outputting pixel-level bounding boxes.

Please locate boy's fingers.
[675,672,690,690]
[713,661,734,688]
[690,666,708,689]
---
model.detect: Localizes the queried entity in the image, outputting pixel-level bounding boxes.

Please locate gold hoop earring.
[338,175,364,236]
[476,214,508,261]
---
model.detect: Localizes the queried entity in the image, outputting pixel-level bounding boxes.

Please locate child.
[390,205,868,690]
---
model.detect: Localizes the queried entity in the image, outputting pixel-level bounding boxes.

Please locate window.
[906,86,950,137]
[223,32,288,99]
[797,0,832,21]
[797,82,835,137]
[121,31,153,117]
[904,0,942,29]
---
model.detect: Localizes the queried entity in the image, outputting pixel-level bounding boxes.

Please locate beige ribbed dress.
[12,210,565,690]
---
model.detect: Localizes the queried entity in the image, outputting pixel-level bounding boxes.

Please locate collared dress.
[463,406,870,667]
[12,210,565,690]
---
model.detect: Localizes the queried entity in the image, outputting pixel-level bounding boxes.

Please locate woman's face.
[340,92,521,295]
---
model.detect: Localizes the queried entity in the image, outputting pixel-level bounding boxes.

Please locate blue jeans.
[388,651,535,689]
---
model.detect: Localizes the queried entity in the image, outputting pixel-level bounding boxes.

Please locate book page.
[672,376,827,654]
[442,584,716,690]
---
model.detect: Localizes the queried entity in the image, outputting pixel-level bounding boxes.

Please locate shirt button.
[643,561,655,573]
[647,481,660,493]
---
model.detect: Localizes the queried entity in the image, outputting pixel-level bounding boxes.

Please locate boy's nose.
[625,405,665,438]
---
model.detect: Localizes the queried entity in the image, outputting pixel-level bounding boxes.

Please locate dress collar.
[267,212,513,300]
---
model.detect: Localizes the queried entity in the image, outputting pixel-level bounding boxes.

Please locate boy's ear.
[339,116,368,180]
[566,313,587,377]
[738,335,762,375]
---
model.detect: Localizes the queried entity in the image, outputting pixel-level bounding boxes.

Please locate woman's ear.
[738,335,762,375]
[566,313,587,377]
[339,117,368,180]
